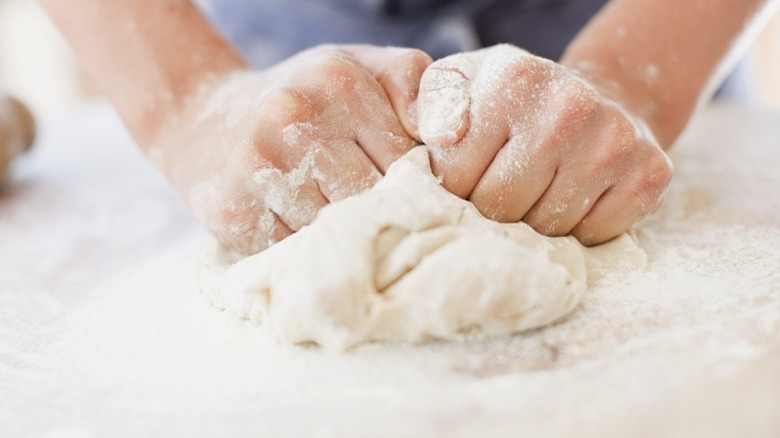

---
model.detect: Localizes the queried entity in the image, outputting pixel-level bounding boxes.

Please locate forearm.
[39,0,248,149]
[561,0,780,148]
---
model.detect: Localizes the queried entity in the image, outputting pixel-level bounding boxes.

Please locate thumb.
[417,53,476,147]
[335,45,432,142]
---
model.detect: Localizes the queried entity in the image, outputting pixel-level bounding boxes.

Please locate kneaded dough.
[205,147,644,349]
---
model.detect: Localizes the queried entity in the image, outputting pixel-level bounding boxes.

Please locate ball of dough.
[206,147,626,349]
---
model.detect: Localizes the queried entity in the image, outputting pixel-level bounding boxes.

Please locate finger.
[346,69,419,173]
[569,185,641,246]
[518,117,612,236]
[337,45,433,141]
[468,134,558,222]
[220,209,295,255]
[417,45,531,149]
[251,159,329,232]
[420,51,510,198]
[426,102,509,199]
[288,51,418,173]
[270,100,382,203]
[247,90,329,232]
[313,139,383,202]
[417,53,476,147]
[422,46,541,198]
[572,149,672,245]
[521,168,609,237]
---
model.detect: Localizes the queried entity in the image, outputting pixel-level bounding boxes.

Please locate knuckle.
[397,49,433,71]
[261,88,316,127]
[623,149,673,215]
[485,44,534,73]
[643,149,674,194]
[592,140,628,170]
[501,53,533,73]
[501,57,544,91]
[310,52,362,86]
[591,116,638,168]
[555,92,600,133]
[384,49,433,99]
[608,119,635,152]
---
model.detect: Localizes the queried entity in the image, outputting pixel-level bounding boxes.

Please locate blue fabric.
[202,0,608,68]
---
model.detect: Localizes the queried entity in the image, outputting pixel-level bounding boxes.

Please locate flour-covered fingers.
[192,178,296,254]
[571,151,672,245]
[345,57,419,172]
[468,135,558,223]
[521,171,608,237]
[313,140,383,202]
[336,45,432,141]
[354,113,418,174]
[221,209,295,255]
[285,50,417,173]
[420,46,551,200]
[417,53,476,147]
[261,142,376,229]
[570,185,638,246]
[250,161,329,232]
[164,42,434,255]
[426,121,508,199]
[422,83,510,199]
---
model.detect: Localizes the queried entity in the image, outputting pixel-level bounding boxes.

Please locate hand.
[416,44,672,245]
[152,45,432,254]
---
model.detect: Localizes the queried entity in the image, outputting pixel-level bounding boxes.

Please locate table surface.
[1,103,779,437]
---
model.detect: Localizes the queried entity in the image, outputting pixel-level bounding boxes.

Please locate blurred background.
[0,0,778,118]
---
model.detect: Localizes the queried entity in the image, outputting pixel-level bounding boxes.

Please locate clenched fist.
[153,45,432,254]
[417,44,672,245]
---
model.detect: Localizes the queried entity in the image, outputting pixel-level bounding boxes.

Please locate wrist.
[40,0,251,152]
[561,55,683,150]
[134,56,250,154]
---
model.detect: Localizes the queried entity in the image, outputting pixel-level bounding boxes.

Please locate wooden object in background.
[0,96,35,181]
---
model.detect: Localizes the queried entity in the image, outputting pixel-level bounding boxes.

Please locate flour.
[3,103,780,437]
[205,147,645,349]
[416,54,476,143]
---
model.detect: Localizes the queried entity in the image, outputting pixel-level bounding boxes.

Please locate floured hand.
[417,44,673,245]
[152,45,431,254]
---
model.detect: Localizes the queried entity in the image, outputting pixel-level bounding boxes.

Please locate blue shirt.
[202,0,608,68]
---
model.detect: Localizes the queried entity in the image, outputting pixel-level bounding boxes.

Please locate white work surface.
[1,103,779,437]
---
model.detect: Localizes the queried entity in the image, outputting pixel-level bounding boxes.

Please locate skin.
[39,0,431,254]
[418,0,780,245]
[39,0,779,252]
[418,45,673,245]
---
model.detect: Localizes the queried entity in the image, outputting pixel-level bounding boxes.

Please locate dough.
[205,147,644,349]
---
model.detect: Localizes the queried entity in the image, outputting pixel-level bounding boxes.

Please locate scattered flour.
[2,103,780,437]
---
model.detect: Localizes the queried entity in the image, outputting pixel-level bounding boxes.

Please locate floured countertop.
[1,102,779,437]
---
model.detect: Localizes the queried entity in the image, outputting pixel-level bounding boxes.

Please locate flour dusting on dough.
[204,147,645,349]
